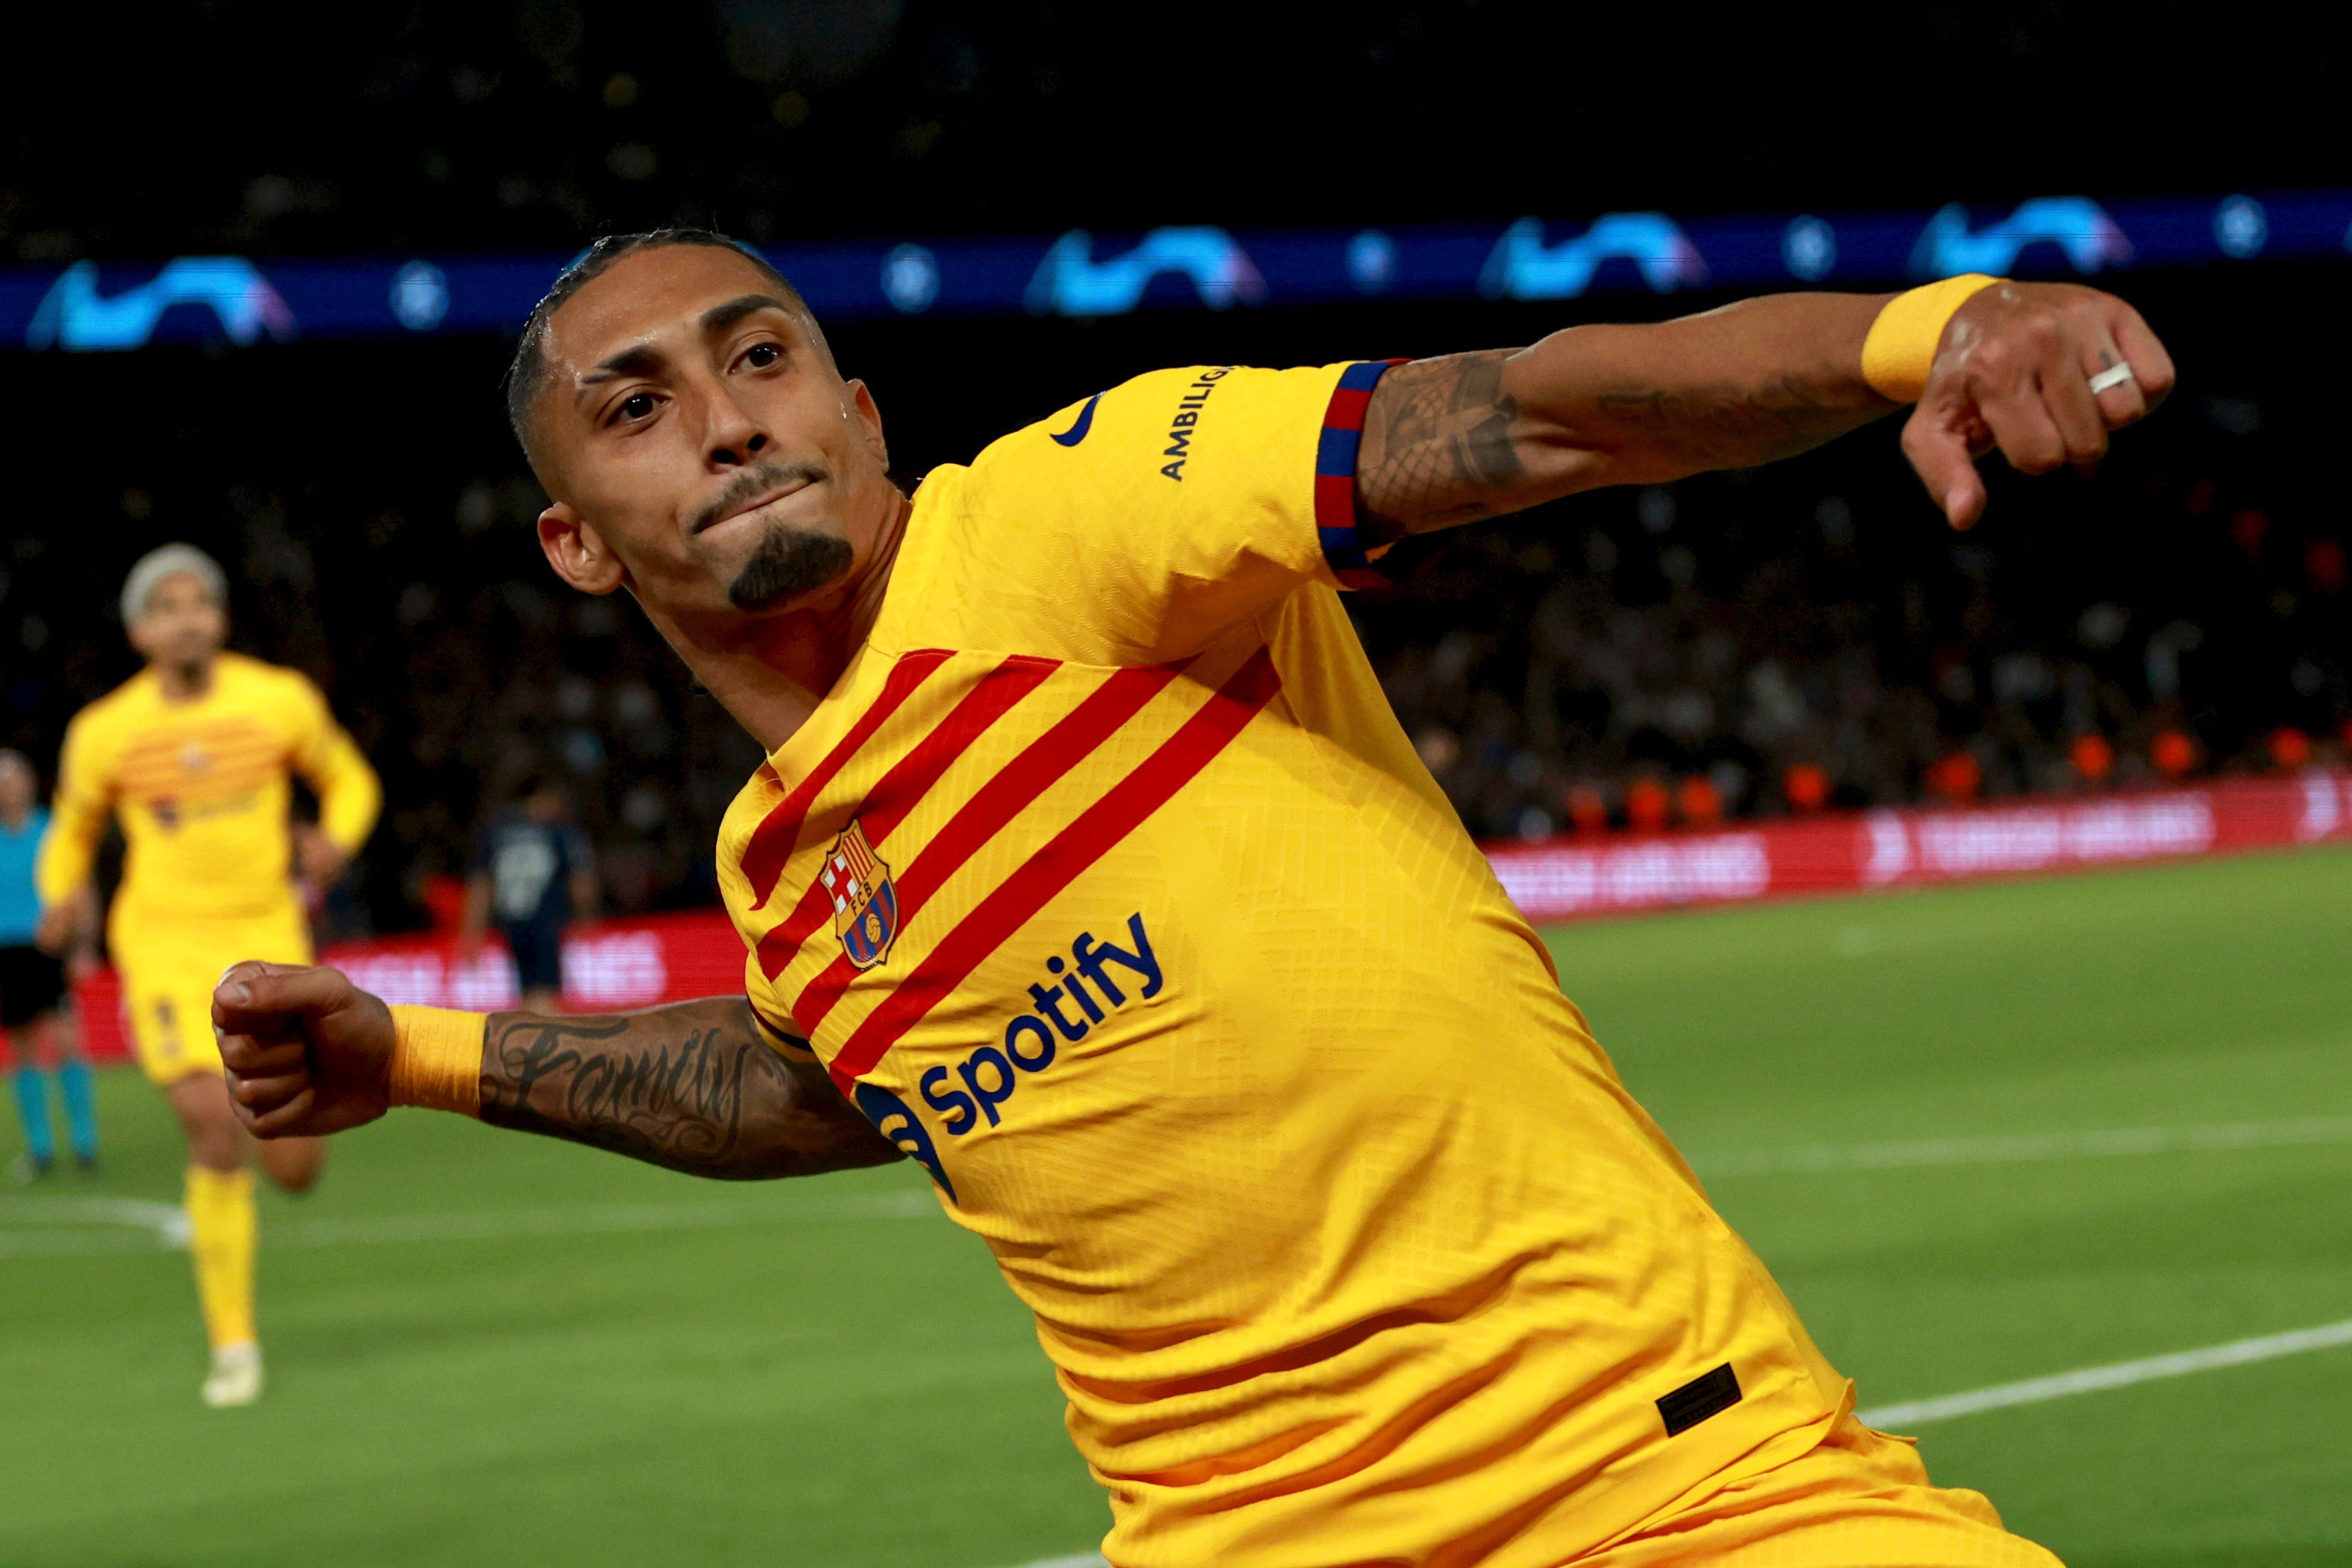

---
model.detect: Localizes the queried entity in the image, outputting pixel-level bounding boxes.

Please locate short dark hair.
[501,228,805,457]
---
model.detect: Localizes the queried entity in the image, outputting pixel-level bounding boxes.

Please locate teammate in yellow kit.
[214,235,2169,1561]
[37,545,379,1406]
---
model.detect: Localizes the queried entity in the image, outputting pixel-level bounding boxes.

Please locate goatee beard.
[727,521,855,612]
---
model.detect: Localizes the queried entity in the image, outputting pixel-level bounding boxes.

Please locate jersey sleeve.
[933,360,1402,664]
[285,674,382,856]
[34,711,112,908]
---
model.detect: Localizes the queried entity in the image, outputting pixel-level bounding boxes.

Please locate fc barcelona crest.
[822,819,899,971]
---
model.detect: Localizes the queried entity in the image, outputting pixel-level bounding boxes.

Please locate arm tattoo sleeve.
[477,997,903,1180]
[1353,300,1894,544]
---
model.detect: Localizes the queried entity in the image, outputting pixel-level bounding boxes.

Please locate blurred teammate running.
[37,545,379,1406]
[0,749,98,1178]
[220,235,2168,1561]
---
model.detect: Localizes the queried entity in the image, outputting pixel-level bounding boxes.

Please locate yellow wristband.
[1861,273,2003,402]
[386,1005,485,1115]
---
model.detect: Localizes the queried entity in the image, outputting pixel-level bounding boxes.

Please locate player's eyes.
[740,341,782,370]
[618,392,657,422]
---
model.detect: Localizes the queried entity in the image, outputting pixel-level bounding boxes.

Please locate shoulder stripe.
[822,648,1281,1091]
[786,660,1185,1031]
[741,649,954,909]
[752,655,1059,979]
[1313,358,1408,590]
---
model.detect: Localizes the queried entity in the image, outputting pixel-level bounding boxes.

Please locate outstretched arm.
[212,963,901,1181]
[1354,280,2175,539]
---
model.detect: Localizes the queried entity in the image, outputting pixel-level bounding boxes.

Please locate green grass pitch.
[4,847,2348,1567]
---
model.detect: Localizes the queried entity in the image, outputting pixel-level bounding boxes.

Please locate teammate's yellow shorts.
[115,904,313,1085]
[1579,1414,2061,1567]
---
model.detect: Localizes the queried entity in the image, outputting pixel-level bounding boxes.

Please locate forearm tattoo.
[1589,372,1868,471]
[1355,349,1528,542]
[1354,338,1885,545]
[477,998,901,1180]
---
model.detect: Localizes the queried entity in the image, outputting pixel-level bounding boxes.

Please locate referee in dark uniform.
[460,774,598,1012]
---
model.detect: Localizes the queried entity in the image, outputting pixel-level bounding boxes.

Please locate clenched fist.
[1906,281,2176,530]
[211,962,398,1138]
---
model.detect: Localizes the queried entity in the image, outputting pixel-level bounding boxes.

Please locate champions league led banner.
[0,188,2341,352]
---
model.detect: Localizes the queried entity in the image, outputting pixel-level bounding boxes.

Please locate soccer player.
[38,545,381,1406]
[218,235,2169,1562]
[1,749,99,1178]
[458,772,597,1012]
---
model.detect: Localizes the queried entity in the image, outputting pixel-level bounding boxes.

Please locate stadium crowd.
[1360,388,2349,841]
[1,361,2339,942]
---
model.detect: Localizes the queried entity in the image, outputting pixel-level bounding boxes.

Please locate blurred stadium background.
[2,4,2347,1565]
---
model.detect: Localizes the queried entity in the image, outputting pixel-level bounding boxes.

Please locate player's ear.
[844,378,889,471]
[537,503,626,596]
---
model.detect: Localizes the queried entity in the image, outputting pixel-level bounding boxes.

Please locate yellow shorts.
[116,906,313,1085]
[1579,1415,2062,1567]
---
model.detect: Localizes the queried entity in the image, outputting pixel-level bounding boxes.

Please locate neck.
[654,491,911,755]
[153,656,216,702]
[0,802,25,832]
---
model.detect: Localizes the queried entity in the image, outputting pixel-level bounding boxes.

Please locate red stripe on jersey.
[824,647,1281,1091]
[787,660,1185,1031]
[753,655,1059,979]
[741,648,954,909]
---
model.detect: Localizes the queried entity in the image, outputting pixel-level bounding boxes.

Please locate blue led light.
[390,261,449,331]
[881,244,939,314]
[1781,217,1836,283]
[2213,196,2268,260]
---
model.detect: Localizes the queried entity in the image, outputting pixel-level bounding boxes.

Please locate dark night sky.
[1,2,2327,261]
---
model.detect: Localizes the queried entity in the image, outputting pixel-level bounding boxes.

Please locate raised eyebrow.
[700,293,799,337]
[574,343,668,402]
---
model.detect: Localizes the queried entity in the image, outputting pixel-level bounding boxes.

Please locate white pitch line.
[1857,1317,2352,1429]
[1690,1114,2352,1178]
[0,1188,936,1260]
[0,1196,189,1255]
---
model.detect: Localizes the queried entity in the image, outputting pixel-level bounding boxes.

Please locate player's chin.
[723,521,855,612]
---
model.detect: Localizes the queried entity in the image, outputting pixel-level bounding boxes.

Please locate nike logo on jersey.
[1048,392,1103,447]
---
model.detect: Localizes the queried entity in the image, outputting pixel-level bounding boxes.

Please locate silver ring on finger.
[2087,363,2136,395]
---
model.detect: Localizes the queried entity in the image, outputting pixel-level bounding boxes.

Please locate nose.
[705,385,771,469]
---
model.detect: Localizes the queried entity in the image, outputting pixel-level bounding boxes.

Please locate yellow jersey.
[37,651,381,933]
[716,364,1849,1567]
